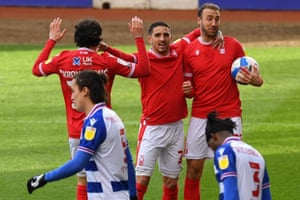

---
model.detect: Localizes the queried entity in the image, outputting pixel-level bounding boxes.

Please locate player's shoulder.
[183,38,200,54]
[224,36,242,44]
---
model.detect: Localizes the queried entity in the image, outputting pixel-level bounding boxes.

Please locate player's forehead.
[202,8,220,18]
[71,79,78,89]
[151,26,171,35]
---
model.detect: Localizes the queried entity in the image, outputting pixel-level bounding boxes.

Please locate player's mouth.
[158,42,167,48]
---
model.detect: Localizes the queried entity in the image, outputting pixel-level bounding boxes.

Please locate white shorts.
[69,137,86,177]
[136,120,184,178]
[185,117,242,160]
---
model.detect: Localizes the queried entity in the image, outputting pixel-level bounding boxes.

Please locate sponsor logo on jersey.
[218,155,229,170]
[82,56,93,66]
[84,126,96,141]
[73,57,81,66]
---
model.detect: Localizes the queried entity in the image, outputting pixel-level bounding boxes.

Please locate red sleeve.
[183,45,195,98]
[106,46,136,63]
[132,37,150,77]
[106,37,150,78]
[32,39,56,76]
[182,28,201,43]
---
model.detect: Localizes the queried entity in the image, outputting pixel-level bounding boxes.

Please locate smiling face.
[148,25,172,56]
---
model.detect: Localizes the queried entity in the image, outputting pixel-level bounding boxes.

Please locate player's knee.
[163,176,178,189]
[77,176,87,185]
[186,159,205,179]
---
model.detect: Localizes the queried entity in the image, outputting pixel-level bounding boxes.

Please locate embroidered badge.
[218,155,229,170]
[84,126,96,141]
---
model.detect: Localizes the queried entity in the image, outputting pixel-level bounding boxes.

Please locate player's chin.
[158,47,168,54]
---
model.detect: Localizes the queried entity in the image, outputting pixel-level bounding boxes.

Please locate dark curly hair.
[205,111,236,142]
[74,19,102,48]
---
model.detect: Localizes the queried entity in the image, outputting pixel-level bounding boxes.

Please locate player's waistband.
[87,180,128,193]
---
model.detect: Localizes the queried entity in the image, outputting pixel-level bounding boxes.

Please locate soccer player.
[27,70,137,200]
[100,22,223,200]
[205,111,272,200]
[31,17,149,200]
[182,3,264,200]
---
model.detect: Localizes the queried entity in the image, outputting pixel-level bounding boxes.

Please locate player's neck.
[200,35,215,43]
[84,102,96,116]
[199,36,213,45]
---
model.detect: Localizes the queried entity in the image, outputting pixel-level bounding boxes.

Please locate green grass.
[0,44,299,199]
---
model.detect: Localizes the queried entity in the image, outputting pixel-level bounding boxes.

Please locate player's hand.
[49,17,67,42]
[212,30,224,49]
[183,81,194,97]
[236,65,263,86]
[97,41,109,52]
[248,65,264,86]
[27,174,47,194]
[128,16,144,38]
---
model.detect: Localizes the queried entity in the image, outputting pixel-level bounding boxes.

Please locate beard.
[201,26,218,39]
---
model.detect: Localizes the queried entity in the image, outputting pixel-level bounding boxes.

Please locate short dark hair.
[74,19,102,47]
[197,3,220,18]
[74,70,107,104]
[148,21,170,35]
[205,111,236,142]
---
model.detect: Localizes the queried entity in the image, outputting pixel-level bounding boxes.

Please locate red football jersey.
[32,38,149,138]
[107,29,200,125]
[183,36,245,118]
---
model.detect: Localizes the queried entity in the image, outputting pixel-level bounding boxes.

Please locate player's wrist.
[48,38,57,43]
[134,36,143,39]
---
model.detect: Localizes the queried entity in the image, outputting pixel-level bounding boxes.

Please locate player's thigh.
[231,116,242,137]
[136,125,164,176]
[158,121,185,178]
[69,137,80,158]
[185,117,213,160]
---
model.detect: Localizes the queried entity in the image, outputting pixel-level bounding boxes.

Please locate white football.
[231,56,259,80]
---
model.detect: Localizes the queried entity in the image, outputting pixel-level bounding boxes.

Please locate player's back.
[47,49,118,137]
[231,140,266,200]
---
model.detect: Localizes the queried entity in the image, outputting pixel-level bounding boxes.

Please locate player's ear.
[197,17,201,25]
[148,35,152,44]
[82,86,89,97]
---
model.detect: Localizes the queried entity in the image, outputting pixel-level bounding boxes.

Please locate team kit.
[26,3,271,200]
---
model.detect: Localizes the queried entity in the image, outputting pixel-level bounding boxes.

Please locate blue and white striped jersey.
[78,103,130,200]
[214,136,271,200]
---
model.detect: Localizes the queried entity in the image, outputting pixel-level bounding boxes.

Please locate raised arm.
[104,16,150,78]
[100,16,148,63]
[32,17,67,76]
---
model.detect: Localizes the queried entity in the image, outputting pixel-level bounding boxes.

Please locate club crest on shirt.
[84,126,96,141]
[218,155,229,170]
